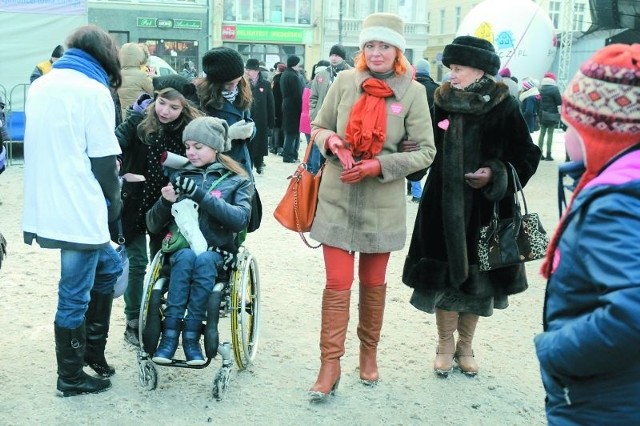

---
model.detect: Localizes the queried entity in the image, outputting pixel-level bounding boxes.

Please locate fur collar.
[354,56,414,100]
[435,80,509,115]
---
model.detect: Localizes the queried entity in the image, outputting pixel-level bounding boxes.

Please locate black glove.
[174,176,205,201]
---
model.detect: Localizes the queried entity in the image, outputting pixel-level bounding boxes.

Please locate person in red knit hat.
[535,43,640,425]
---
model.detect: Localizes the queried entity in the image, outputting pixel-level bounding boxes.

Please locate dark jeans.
[124,233,147,321]
[165,249,223,322]
[283,132,300,162]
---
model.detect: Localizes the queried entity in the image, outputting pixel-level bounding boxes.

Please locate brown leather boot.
[308,289,350,402]
[357,284,386,386]
[434,308,458,377]
[455,313,479,376]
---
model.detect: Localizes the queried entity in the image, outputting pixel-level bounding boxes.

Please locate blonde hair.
[217,152,249,178]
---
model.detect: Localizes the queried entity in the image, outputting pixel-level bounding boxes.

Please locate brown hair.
[138,88,203,139]
[66,25,122,89]
[195,76,252,113]
[354,47,408,75]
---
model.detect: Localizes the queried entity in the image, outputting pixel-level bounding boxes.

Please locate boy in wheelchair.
[146,116,253,365]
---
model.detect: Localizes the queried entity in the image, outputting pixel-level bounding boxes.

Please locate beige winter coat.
[117,43,154,118]
[310,63,436,253]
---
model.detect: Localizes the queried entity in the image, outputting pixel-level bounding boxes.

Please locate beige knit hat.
[359,12,406,52]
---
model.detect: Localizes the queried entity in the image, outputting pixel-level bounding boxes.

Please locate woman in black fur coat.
[402,36,541,378]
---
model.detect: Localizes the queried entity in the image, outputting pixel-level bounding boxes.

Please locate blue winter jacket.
[146,162,254,253]
[534,148,640,425]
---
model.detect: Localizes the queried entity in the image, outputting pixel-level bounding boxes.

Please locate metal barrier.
[6,83,30,165]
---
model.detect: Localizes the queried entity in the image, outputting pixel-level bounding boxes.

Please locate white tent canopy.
[0,1,87,111]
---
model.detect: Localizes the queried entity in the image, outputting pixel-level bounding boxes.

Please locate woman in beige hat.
[309,12,436,402]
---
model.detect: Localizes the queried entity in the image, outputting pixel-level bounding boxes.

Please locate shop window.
[139,38,199,74]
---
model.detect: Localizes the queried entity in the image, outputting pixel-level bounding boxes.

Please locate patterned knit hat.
[202,47,245,83]
[183,116,231,153]
[541,43,640,279]
[562,43,640,176]
[359,12,406,52]
[522,80,535,91]
[442,36,501,76]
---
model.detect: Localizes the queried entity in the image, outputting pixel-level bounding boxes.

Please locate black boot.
[55,323,112,397]
[183,319,205,366]
[84,291,115,377]
[204,291,222,358]
[152,317,182,364]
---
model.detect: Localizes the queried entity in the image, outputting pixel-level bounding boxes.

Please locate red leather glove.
[340,159,381,184]
[325,134,355,170]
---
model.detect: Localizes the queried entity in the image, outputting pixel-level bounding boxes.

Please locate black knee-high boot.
[84,291,115,377]
[55,322,112,397]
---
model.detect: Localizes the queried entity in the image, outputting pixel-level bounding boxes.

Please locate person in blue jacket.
[535,43,640,425]
[146,116,253,365]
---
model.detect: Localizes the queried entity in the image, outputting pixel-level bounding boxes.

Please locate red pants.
[323,245,390,291]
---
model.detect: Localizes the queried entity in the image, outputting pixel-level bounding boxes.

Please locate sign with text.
[221,25,304,43]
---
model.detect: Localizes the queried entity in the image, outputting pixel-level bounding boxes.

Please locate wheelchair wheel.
[137,357,158,390]
[230,247,260,370]
[139,251,165,355]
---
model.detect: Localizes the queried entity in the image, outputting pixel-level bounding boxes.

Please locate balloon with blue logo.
[456,0,557,82]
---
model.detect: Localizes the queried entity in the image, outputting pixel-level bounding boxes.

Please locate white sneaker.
[171,199,208,255]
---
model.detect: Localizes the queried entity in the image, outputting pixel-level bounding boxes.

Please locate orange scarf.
[345,78,393,159]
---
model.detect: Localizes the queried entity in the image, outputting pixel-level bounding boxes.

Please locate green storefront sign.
[235,25,304,43]
[137,17,202,30]
[174,19,201,30]
[137,17,157,28]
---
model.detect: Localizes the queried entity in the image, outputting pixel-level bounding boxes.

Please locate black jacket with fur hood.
[403,79,541,298]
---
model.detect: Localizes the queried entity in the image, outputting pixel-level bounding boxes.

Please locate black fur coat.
[403,79,541,298]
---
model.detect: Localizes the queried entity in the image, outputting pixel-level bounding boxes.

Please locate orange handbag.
[273,140,324,248]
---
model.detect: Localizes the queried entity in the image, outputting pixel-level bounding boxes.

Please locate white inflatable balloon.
[456,0,557,82]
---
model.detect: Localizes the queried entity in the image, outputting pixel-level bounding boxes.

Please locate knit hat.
[51,45,64,59]
[183,117,231,153]
[562,43,640,177]
[359,12,406,53]
[153,75,197,100]
[286,55,300,68]
[498,67,511,78]
[544,71,557,81]
[541,43,640,279]
[329,44,346,60]
[521,80,535,91]
[414,59,431,76]
[245,58,261,70]
[442,36,501,76]
[202,47,245,83]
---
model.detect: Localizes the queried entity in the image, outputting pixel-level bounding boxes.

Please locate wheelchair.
[135,245,260,401]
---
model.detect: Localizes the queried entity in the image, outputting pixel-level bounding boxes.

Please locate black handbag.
[476,163,549,271]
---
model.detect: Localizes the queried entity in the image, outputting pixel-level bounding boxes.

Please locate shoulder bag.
[476,163,549,271]
[273,139,324,248]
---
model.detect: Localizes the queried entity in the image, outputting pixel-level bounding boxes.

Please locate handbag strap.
[507,162,528,214]
[291,171,322,249]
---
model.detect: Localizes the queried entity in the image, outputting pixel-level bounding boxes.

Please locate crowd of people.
[11,15,640,425]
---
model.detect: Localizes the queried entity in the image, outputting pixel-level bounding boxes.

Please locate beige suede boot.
[433,308,458,377]
[455,313,480,376]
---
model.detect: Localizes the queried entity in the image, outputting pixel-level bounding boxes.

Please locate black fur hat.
[442,36,500,76]
[202,47,245,83]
